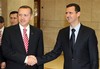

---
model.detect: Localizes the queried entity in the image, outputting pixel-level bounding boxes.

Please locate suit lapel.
[63,27,73,57]
[29,25,34,41]
[66,27,70,48]
[28,25,34,53]
[61,27,70,48]
[14,24,26,54]
[67,27,73,57]
[74,25,84,50]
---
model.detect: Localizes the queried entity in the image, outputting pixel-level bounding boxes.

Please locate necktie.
[70,29,75,54]
[0,31,2,45]
[23,29,29,52]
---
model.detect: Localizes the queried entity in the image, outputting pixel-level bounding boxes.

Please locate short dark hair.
[0,16,4,23]
[66,3,80,13]
[18,5,33,15]
[10,11,18,15]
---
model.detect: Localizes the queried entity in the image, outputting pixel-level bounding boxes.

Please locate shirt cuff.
[24,56,28,63]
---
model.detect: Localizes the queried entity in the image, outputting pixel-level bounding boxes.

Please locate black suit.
[0,27,6,63]
[37,24,99,69]
[2,24,44,69]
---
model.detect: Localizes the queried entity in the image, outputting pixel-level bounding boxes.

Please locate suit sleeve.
[37,30,62,65]
[1,28,26,64]
[0,46,6,62]
[88,30,99,69]
[36,30,44,69]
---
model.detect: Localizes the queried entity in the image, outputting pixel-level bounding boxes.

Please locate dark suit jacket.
[0,27,6,63]
[1,24,44,69]
[37,24,99,69]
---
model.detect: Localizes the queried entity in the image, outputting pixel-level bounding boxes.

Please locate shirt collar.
[19,24,30,30]
[19,24,30,38]
[70,23,81,31]
[0,26,4,32]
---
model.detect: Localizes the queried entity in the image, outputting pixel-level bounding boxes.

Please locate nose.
[20,15,24,20]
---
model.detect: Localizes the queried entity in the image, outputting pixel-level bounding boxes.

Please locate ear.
[30,14,33,20]
[77,12,80,17]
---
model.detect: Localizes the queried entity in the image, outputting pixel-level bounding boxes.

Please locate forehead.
[0,23,4,25]
[18,8,31,14]
[10,14,18,17]
[66,6,75,12]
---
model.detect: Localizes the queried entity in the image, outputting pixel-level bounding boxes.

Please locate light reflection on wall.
[34,1,38,27]
[0,1,2,16]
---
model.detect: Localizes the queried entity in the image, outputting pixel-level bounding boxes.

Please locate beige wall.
[40,0,100,59]
[41,0,67,53]
[1,0,34,26]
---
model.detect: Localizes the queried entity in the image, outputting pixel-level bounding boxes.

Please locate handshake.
[25,55,37,66]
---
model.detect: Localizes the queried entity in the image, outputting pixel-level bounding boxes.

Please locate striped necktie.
[23,28,29,52]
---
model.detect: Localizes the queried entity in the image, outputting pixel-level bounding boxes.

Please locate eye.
[10,17,13,19]
[65,12,68,14]
[14,17,17,19]
[18,14,21,16]
[69,12,72,14]
[24,14,28,16]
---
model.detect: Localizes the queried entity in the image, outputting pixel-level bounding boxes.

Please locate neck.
[20,24,29,28]
[70,21,80,28]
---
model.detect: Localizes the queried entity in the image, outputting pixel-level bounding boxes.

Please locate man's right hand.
[27,55,37,66]
[1,62,6,69]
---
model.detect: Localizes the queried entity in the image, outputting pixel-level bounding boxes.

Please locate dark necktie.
[70,29,75,54]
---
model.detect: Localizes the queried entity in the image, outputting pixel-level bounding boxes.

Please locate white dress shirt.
[19,24,30,39]
[70,23,81,42]
[0,26,4,35]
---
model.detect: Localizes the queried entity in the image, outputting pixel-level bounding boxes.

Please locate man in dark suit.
[33,3,99,69]
[0,16,6,69]
[1,5,44,69]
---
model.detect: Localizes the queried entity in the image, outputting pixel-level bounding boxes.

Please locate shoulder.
[30,25,43,34]
[4,25,17,31]
[81,24,95,33]
[58,26,69,33]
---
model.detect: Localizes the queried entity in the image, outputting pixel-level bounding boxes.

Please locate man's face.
[65,6,80,24]
[10,13,18,25]
[18,8,32,27]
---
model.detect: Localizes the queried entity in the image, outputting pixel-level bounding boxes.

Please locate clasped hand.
[26,55,37,66]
